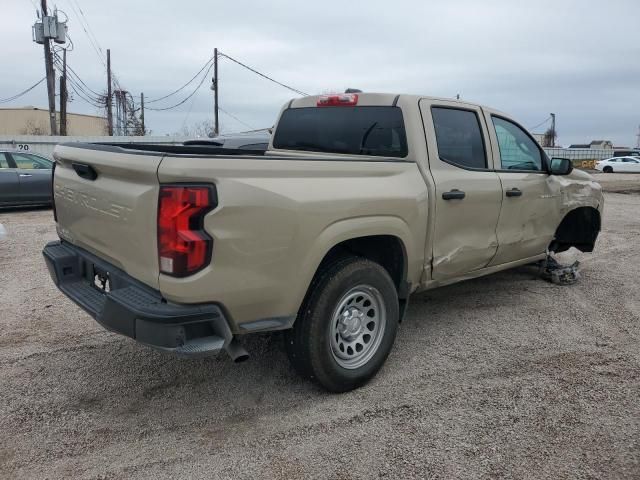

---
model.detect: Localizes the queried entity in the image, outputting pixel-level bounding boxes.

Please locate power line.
[0,77,47,104]
[63,0,126,97]
[179,88,200,131]
[528,116,551,131]
[63,0,106,70]
[70,0,105,58]
[218,51,308,96]
[53,52,102,97]
[52,53,105,108]
[65,74,102,106]
[62,69,103,108]
[53,63,103,108]
[147,54,215,104]
[218,105,255,131]
[140,50,303,133]
[66,77,103,108]
[146,61,215,111]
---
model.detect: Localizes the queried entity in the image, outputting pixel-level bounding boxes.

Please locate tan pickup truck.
[43,93,603,392]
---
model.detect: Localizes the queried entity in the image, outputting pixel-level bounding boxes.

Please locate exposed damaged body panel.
[551,206,601,253]
[548,169,603,253]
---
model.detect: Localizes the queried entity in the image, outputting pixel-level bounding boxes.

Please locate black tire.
[603,166,613,173]
[285,256,399,392]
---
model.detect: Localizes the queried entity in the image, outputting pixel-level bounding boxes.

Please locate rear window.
[273,106,408,158]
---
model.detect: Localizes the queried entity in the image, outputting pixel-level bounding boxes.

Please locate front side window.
[12,153,52,170]
[492,117,543,171]
[431,107,487,169]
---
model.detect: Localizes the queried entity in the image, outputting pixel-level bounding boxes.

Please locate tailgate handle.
[72,163,98,181]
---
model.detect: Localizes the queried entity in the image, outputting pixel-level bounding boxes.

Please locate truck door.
[0,152,19,205]
[420,100,502,280]
[482,112,562,265]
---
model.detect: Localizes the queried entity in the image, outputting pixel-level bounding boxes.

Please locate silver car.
[0,151,53,207]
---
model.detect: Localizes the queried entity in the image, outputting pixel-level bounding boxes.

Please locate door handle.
[442,189,466,200]
[505,188,522,197]
[19,173,33,177]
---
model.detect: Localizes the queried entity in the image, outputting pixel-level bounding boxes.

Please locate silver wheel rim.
[330,285,386,370]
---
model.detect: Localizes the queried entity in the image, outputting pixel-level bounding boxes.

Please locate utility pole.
[550,113,556,147]
[41,0,57,135]
[59,48,67,135]
[122,92,127,136]
[213,47,219,136]
[140,92,145,135]
[107,49,113,136]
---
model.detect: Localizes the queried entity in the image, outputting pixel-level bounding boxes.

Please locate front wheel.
[285,257,399,392]
[603,166,613,173]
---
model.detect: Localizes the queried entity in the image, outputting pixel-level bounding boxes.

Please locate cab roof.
[289,92,497,113]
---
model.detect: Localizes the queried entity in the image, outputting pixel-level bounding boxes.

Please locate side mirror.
[550,157,573,175]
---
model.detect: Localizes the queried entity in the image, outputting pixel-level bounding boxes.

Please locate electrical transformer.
[42,15,57,38]
[31,15,67,45]
[54,22,67,44]
[32,22,45,44]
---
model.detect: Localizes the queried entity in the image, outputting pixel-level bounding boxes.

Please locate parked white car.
[595,156,640,173]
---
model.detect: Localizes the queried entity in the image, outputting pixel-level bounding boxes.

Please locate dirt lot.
[1,174,639,479]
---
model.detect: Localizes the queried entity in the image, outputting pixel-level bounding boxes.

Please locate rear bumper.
[43,240,245,359]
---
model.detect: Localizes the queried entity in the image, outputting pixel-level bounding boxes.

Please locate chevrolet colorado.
[43,93,603,392]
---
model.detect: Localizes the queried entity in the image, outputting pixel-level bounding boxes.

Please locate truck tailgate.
[53,144,161,289]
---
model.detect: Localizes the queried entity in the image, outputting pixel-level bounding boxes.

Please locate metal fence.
[543,148,616,169]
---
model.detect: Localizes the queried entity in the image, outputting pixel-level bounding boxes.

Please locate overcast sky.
[3,0,639,146]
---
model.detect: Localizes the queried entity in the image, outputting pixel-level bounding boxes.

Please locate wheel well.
[550,207,601,253]
[315,235,408,298]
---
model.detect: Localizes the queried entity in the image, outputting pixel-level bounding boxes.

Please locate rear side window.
[12,153,52,170]
[431,107,487,169]
[0,153,10,168]
[273,106,408,158]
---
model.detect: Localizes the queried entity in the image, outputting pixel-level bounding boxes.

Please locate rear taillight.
[157,185,216,277]
[51,161,57,222]
[317,93,358,107]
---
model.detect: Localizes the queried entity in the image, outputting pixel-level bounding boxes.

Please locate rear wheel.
[603,166,613,173]
[285,257,399,392]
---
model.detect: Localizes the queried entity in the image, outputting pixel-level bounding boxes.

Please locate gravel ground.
[1,176,639,479]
